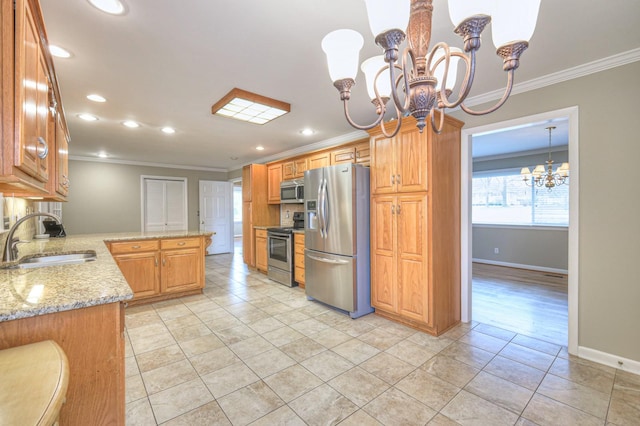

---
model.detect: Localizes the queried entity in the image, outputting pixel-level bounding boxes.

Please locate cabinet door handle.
[155,258,158,267]
[397,205,401,215]
[162,258,166,266]
[178,242,186,246]
[391,175,395,185]
[391,205,395,215]
[131,245,141,249]
[396,174,400,184]
[37,137,49,159]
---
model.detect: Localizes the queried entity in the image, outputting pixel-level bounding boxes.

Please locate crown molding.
[464,48,640,107]
[474,146,568,162]
[69,156,227,172]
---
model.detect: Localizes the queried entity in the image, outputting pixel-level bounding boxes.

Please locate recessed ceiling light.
[49,45,72,58]
[300,128,315,136]
[256,146,265,151]
[78,113,98,121]
[211,88,290,125]
[97,152,108,158]
[122,120,140,128]
[87,0,125,15]
[161,127,175,134]
[87,94,106,102]
[230,156,239,160]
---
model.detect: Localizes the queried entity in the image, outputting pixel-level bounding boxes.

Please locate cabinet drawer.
[109,239,159,254]
[256,229,268,239]
[161,237,201,250]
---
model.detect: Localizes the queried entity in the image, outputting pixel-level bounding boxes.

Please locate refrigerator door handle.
[307,254,350,265]
[322,178,329,238]
[317,180,325,238]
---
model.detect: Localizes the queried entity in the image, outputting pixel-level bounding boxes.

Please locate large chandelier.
[521,126,569,190]
[321,0,541,137]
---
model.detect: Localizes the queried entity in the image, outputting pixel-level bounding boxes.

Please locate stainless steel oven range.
[267,212,304,287]
[266,227,296,287]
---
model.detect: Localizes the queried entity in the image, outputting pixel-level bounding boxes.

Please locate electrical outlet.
[494,248,499,254]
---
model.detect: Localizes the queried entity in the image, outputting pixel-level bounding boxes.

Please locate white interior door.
[199,180,232,254]
[142,177,188,232]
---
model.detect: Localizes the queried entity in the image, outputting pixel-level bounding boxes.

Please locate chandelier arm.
[388,48,413,114]
[429,106,446,135]
[379,101,404,138]
[341,98,386,131]
[438,50,476,110]
[459,69,515,116]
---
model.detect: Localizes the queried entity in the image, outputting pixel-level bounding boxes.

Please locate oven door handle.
[269,234,290,239]
[307,254,349,265]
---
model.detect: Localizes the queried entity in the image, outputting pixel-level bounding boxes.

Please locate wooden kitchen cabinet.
[255,229,268,273]
[0,0,68,196]
[108,236,206,304]
[307,152,330,170]
[369,115,463,336]
[267,163,282,204]
[283,157,307,180]
[242,164,280,267]
[331,147,356,165]
[354,140,370,165]
[294,232,305,288]
[0,302,126,425]
[371,124,428,194]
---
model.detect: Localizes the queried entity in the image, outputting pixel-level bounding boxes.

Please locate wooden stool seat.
[0,340,69,425]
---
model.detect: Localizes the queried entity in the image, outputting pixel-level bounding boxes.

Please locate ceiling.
[39,0,640,171]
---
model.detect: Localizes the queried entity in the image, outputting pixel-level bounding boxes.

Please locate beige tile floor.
[125,251,639,425]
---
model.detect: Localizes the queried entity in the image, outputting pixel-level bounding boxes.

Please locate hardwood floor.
[472,263,568,346]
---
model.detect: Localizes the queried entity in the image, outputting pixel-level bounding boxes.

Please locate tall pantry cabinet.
[242,164,280,268]
[369,115,463,336]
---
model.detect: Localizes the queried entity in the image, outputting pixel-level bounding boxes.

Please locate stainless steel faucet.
[2,213,62,262]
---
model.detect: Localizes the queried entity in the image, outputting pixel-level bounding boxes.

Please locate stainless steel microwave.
[280,179,304,203]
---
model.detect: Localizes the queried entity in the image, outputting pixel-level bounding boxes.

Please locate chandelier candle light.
[521,126,569,190]
[322,0,541,137]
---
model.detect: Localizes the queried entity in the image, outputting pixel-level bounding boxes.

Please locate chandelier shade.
[447,0,494,27]
[361,55,392,100]
[491,0,541,47]
[321,30,364,82]
[322,0,541,138]
[364,0,411,37]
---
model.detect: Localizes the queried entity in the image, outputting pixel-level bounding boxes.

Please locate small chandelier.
[521,126,569,190]
[321,0,541,138]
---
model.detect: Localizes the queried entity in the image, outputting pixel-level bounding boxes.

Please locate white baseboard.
[472,258,568,275]
[578,346,640,376]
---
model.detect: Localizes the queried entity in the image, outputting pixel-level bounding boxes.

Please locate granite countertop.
[0,231,213,322]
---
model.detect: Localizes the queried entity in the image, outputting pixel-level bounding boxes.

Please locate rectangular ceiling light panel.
[211,88,290,125]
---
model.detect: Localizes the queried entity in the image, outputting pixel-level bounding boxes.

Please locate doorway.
[199,180,233,254]
[460,106,579,354]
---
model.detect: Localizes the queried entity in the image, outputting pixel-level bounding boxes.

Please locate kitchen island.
[0,231,212,426]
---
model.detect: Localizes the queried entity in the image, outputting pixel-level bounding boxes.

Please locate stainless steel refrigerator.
[304,163,373,319]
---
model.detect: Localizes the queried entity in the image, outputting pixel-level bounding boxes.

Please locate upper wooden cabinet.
[267,163,282,204]
[282,157,307,180]
[0,0,68,197]
[331,147,355,165]
[371,124,428,194]
[308,152,330,170]
[355,140,370,165]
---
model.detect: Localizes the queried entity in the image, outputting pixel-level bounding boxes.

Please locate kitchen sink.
[10,251,97,269]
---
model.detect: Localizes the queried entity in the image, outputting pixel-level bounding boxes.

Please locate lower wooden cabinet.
[0,302,125,425]
[255,229,268,273]
[108,236,205,304]
[294,232,305,287]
